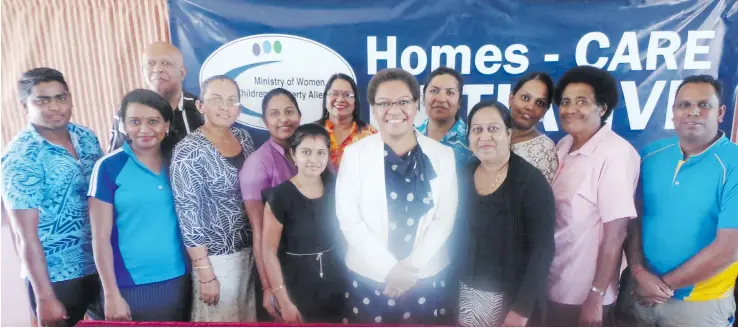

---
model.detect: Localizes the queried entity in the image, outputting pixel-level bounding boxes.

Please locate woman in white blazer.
[336,68,459,325]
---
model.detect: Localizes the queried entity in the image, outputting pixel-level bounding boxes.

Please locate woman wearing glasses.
[170,75,256,322]
[316,73,377,170]
[337,68,459,325]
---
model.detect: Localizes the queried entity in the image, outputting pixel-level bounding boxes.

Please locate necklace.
[475,161,509,195]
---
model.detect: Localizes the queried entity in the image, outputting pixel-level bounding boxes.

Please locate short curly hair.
[367,68,420,106]
[553,66,619,123]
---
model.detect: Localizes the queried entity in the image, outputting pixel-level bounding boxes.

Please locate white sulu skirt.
[191,248,256,322]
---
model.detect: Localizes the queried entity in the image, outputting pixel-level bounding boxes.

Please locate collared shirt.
[417,118,474,165]
[323,120,377,169]
[171,127,255,256]
[240,138,297,201]
[548,124,640,305]
[1,123,103,282]
[88,142,186,287]
[108,90,204,154]
[640,133,738,301]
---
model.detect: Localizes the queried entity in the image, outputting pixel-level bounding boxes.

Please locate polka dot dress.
[343,143,452,325]
[344,274,452,325]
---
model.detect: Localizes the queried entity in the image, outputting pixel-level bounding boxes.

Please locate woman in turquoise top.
[417,67,473,165]
[88,89,189,321]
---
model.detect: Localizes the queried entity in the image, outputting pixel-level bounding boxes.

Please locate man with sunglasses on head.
[108,41,204,156]
[2,67,104,326]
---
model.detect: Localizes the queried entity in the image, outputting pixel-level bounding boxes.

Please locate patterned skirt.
[191,248,256,322]
[458,281,505,327]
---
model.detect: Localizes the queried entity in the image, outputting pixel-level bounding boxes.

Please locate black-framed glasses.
[373,98,415,110]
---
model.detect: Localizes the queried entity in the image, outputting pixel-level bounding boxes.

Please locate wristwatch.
[591,286,606,297]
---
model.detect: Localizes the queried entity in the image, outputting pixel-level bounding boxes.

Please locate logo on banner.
[200,34,357,130]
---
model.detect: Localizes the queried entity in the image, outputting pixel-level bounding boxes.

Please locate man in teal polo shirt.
[618,75,738,326]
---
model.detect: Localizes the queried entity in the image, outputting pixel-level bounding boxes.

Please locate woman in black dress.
[261,123,344,323]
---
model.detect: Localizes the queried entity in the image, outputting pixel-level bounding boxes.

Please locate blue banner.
[169,0,738,150]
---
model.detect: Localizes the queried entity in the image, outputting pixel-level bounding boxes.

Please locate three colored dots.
[252,40,283,56]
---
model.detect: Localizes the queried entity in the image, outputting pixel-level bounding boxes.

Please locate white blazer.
[336,131,459,283]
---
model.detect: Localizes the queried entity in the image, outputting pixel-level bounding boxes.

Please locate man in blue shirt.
[1,68,104,326]
[619,75,738,326]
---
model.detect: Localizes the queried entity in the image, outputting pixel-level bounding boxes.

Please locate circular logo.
[200,34,357,130]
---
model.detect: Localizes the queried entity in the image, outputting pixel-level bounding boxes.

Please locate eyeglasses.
[30,93,71,106]
[204,97,240,107]
[373,99,415,110]
[327,90,355,100]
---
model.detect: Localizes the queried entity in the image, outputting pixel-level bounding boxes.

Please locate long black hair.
[512,72,555,108]
[317,73,369,128]
[289,123,335,185]
[119,89,175,160]
[423,66,465,120]
[262,87,302,118]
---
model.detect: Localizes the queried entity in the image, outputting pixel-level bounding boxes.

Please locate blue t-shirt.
[640,134,738,301]
[2,123,102,282]
[88,142,186,286]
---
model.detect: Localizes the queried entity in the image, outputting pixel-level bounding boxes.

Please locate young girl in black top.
[261,124,344,323]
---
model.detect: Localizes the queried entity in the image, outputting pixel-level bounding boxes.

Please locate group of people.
[1,40,736,327]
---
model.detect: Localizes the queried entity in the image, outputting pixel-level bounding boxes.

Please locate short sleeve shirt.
[418,118,474,165]
[240,138,297,201]
[640,134,738,301]
[548,124,640,305]
[1,123,103,282]
[88,142,186,287]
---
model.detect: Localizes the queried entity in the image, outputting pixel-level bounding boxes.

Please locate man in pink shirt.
[547,66,640,326]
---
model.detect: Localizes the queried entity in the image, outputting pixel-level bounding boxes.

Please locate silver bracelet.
[591,286,606,297]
